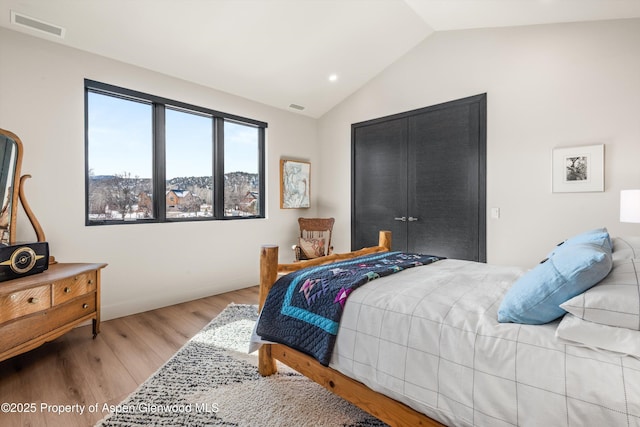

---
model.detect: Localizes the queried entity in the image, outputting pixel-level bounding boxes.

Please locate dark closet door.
[407,99,485,260]
[352,117,408,251]
[351,94,486,262]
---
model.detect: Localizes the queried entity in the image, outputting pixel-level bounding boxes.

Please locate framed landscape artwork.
[280,159,310,208]
[552,144,604,193]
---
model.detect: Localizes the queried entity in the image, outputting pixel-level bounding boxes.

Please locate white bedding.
[328,259,640,426]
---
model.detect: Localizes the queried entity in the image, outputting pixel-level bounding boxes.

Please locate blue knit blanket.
[256,251,442,365]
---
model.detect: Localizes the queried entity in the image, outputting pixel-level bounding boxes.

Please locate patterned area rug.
[96,303,386,427]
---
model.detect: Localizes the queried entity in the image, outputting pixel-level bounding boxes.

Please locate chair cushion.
[298,237,326,259]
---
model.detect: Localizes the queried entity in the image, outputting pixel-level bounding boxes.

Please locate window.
[223,120,260,217]
[85,80,266,225]
[165,107,212,218]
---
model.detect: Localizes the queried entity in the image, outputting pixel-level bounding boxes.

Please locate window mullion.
[213,117,225,218]
[154,104,166,221]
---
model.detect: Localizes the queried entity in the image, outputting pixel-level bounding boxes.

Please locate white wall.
[2,18,640,319]
[0,28,318,320]
[317,18,640,268]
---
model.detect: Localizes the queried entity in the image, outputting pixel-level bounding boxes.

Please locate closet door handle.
[394,217,407,222]
[408,216,419,222]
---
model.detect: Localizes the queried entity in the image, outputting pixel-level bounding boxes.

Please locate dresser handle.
[88,279,93,285]
[64,287,72,293]
[82,303,89,309]
[28,297,39,304]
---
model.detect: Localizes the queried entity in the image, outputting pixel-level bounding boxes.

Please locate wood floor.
[0,286,259,427]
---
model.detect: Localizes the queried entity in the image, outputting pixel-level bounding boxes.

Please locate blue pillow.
[498,243,612,324]
[547,227,612,258]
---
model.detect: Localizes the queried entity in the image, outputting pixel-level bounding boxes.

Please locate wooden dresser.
[0,262,107,363]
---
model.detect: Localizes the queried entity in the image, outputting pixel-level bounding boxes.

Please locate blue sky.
[87,92,258,179]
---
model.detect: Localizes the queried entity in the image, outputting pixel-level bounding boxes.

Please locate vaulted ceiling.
[1,0,639,118]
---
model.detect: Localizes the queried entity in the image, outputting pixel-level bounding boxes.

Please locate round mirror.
[0,128,22,245]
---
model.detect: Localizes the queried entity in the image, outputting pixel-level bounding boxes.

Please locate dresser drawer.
[0,285,51,324]
[0,292,96,354]
[52,271,97,305]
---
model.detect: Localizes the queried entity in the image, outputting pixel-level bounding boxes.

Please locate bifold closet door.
[351,117,408,251]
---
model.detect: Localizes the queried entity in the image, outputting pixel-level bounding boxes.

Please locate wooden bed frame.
[258,230,445,427]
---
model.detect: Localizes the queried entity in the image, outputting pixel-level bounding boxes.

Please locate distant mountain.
[90,172,257,188]
[167,172,258,191]
[167,175,213,190]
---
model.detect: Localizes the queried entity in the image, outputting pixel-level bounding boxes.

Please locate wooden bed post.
[258,244,278,376]
[379,230,391,251]
[259,244,278,310]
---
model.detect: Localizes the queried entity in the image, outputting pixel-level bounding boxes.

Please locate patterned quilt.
[256,251,442,365]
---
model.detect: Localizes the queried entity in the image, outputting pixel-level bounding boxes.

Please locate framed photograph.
[552,144,604,193]
[280,159,310,208]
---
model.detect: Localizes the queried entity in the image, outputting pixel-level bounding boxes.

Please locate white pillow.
[560,258,640,330]
[611,236,640,263]
[556,314,640,359]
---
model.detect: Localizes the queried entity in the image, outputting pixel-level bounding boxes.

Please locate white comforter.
[329,259,640,427]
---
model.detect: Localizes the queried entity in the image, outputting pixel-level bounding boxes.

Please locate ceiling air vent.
[289,104,305,111]
[10,11,66,38]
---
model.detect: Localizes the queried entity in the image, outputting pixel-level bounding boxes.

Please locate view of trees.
[88,171,259,220]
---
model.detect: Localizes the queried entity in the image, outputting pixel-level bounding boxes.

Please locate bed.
[254,230,640,426]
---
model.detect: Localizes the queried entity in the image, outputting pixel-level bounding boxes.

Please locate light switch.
[491,207,500,219]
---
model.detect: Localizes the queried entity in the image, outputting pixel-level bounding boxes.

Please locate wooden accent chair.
[294,217,335,261]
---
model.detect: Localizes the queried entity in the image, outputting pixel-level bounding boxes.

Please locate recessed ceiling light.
[328,74,338,82]
[10,10,66,38]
